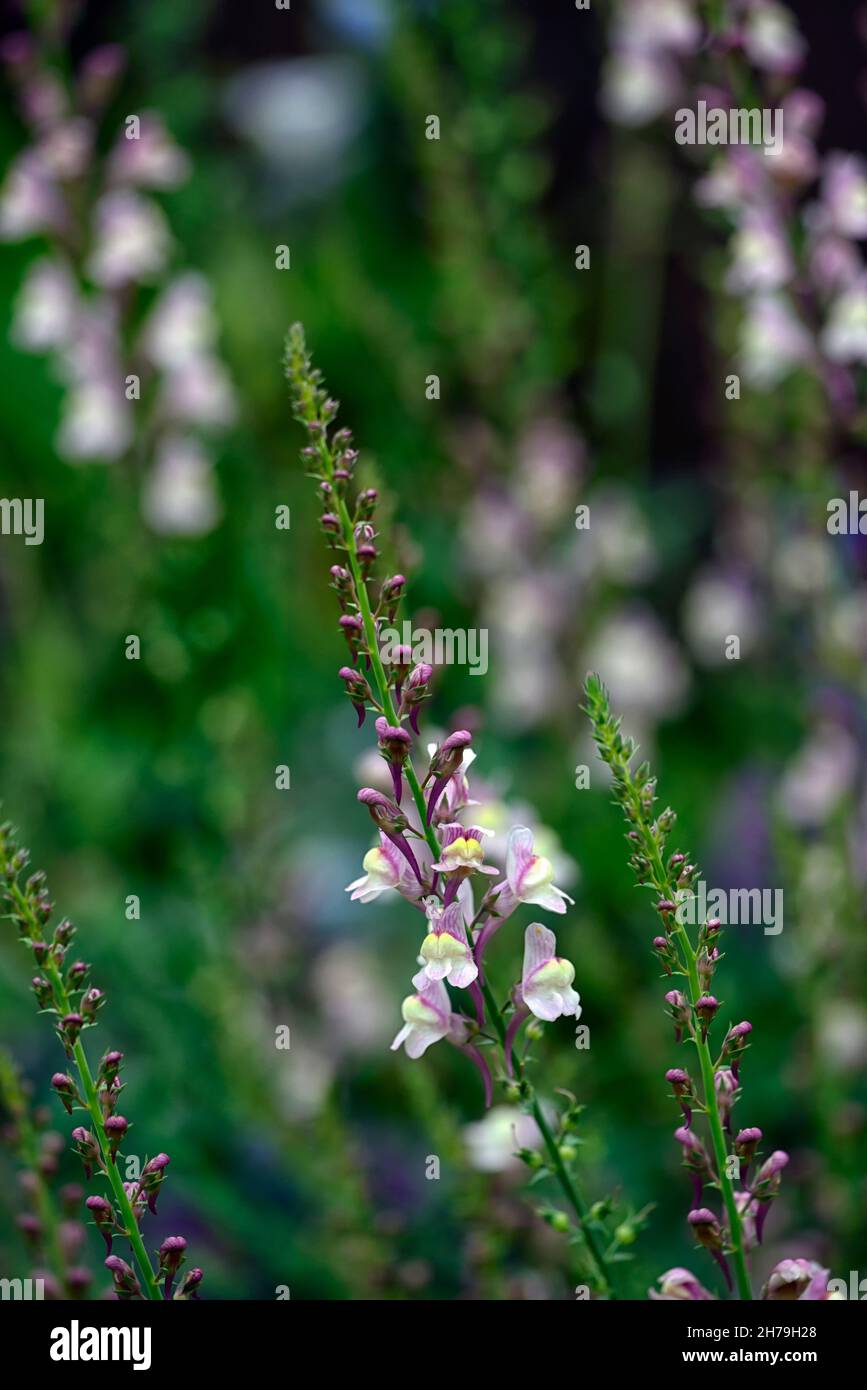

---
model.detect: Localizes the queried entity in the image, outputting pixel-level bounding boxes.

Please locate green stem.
[675,926,752,1301]
[625,786,752,1300]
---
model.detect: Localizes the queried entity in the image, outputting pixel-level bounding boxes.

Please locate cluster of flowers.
[604,0,867,400]
[284,324,580,1100]
[0,11,235,533]
[0,822,202,1301]
[585,673,838,1301]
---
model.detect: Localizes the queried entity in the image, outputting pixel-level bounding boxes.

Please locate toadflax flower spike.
[346,832,425,904]
[520,924,582,1022]
[412,901,479,990]
[390,978,466,1059]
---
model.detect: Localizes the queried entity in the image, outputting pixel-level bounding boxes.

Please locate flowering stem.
[477,972,617,1298]
[8,882,162,1301]
[584,673,753,1299]
[674,925,752,1302]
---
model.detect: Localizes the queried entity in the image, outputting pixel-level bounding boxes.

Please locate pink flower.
[649,1267,714,1301]
[87,189,170,287]
[390,979,466,1059]
[492,826,574,918]
[762,1259,830,1301]
[412,902,478,990]
[108,113,190,189]
[520,924,581,1022]
[345,832,423,903]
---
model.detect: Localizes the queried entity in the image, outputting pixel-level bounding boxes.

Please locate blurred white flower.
[11,258,78,351]
[223,57,366,196]
[817,1002,867,1072]
[601,50,679,126]
[581,486,657,585]
[743,2,806,75]
[0,152,62,240]
[772,535,832,600]
[36,117,94,180]
[312,942,392,1051]
[141,437,221,535]
[821,277,867,364]
[778,724,857,827]
[463,1106,541,1174]
[821,153,867,240]
[56,378,132,461]
[586,608,689,722]
[514,419,584,527]
[159,355,237,428]
[726,211,793,294]
[142,272,220,370]
[682,572,760,665]
[87,189,171,287]
[739,294,811,386]
[108,113,190,188]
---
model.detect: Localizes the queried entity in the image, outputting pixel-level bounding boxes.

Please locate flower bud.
[71,1127,102,1180]
[734,1126,762,1180]
[723,1020,752,1078]
[105,1255,141,1300]
[687,1207,723,1250]
[175,1266,204,1300]
[694,995,719,1041]
[104,1114,128,1160]
[375,716,412,802]
[31,975,52,1009]
[399,662,433,733]
[158,1235,187,1296]
[51,1072,79,1115]
[338,665,372,727]
[85,1194,116,1253]
[339,613,364,663]
[665,989,692,1043]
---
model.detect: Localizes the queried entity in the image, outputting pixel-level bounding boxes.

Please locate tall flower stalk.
[284,324,648,1299]
[0,822,202,1302]
[584,672,794,1301]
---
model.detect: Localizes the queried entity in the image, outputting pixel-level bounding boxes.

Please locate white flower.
[142,273,219,370]
[11,259,78,351]
[87,190,170,287]
[464,1106,542,1174]
[141,437,221,536]
[56,379,132,461]
[390,979,464,1059]
[412,902,478,991]
[521,923,582,1023]
[345,833,427,904]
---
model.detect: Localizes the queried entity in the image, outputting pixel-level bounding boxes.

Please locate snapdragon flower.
[390,979,467,1059]
[345,831,427,904]
[520,924,582,1023]
[491,826,574,919]
[412,902,478,991]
